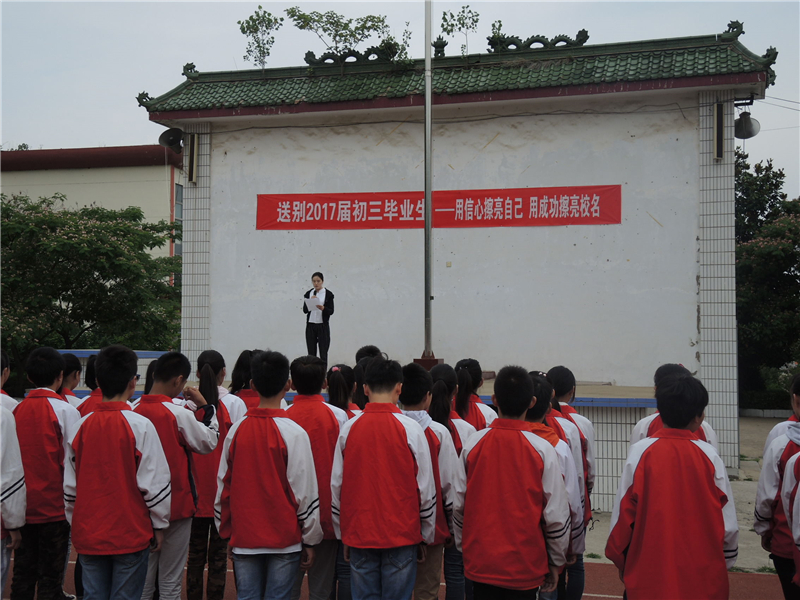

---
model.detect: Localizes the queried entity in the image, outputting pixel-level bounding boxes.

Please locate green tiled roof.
[139,24,777,114]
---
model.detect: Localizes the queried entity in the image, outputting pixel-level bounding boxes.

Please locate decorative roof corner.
[486,29,589,53]
[182,63,199,79]
[762,46,778,86]
[720,20,744,41]
[136,92,153,108]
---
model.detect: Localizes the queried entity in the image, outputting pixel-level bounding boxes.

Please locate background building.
[1,145,184,259]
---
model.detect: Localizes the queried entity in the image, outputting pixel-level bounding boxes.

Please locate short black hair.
[526,373,553,421]
[62,353,82,379]
[153,351,191,383]
[355,345,383,363]
[250,350,290,398]
[653,363,691,387]
[312,271,324,281]
[399,363,433,408]
[656,374,709,429]
[494,365,534,418]
[26,347,65,388]
[364,356,403,394]
[290,355,326,395]
[95,345,138,398]
[547,366,575,398]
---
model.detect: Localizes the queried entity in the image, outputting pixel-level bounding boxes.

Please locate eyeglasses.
[132,374,141,382]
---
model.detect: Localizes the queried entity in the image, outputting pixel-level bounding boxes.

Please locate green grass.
[728,566,748,573]
[585,552,602,559]
[756,565,777,574]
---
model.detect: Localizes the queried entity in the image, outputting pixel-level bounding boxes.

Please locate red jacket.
[237,389,260,409]
[65,402,172,555]
[134,395,218,521]
[286,395,348,540]
[606,429,738,599]
[215,408,323,551]
[1,406,26,538]
[755,429,800,558]
[192,400,232,519]
[77,388,103,418]
[459,395,497,431]
[402,410,464,546]
[331,403,437,548]
[13,388,80,523]
[449,412,476,457]
[454,419,570,590]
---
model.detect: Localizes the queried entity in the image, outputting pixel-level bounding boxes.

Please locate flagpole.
[423,0,434,359]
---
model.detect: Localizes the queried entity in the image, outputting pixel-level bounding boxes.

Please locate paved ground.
[2,418,788,599]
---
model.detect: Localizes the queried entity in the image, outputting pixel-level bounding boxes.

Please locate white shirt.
[309,287,326,324]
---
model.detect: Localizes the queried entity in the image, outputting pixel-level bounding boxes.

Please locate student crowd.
[1,343,799,600]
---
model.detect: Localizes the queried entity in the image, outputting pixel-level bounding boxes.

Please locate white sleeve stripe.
[1,475,25,501]
[145,482,172,506]
[297,497,320,520]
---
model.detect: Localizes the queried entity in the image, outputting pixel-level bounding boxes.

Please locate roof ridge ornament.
[720,20,744,40]
[304,45,395,67]
[182,63,199,78]
[136,92,153,107]
[433,36,448,59]
[487,29,589,53]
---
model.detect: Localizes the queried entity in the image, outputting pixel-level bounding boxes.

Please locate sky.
[2,1,798,198]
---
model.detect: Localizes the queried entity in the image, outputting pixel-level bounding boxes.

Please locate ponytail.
[229,350,253,395]
[198,350,225,408]
[429,363,457,435]
[85,355,97,391]
[454,358,482,420]
[144,360,158,395]
[327,364,354,411]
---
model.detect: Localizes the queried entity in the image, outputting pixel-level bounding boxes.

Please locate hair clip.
[332,366,340,372]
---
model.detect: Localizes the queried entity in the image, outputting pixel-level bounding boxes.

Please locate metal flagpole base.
[414,353,444,371]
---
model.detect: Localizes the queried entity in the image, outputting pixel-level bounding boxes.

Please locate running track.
[3,553,785,599]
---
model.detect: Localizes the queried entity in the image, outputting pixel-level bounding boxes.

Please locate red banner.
[256,185,621,230]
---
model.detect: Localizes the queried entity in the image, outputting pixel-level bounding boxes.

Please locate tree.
[735,149,800,391]
[441,5,480,58]
[1,193,182,395]
[735,149,788,244]
[238,5,284,70]
[285,6,390,56]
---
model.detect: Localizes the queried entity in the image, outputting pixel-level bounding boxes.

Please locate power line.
[756,100,800,112]
[765,95,800,105]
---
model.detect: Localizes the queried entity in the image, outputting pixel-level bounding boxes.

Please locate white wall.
[206,91,702,386]
[1,165,176,258]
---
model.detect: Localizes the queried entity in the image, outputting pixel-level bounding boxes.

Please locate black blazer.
[303,289,334,324]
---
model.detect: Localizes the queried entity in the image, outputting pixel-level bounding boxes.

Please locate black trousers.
[772,554,800,600]
[305,322,331,364]
[473,581,539,600]
[10,520,70,600]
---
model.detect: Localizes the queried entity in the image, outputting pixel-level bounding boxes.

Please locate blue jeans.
[332,541,351,600]
[79,548,150,600]
[538,554,585,600]
[565,554,584,600]
[349,545,416,600]
[233,551,301,600]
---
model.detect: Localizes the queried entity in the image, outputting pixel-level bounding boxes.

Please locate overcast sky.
[2,1,798,198]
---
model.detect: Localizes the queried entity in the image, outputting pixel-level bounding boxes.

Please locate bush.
[739,390,791,411]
